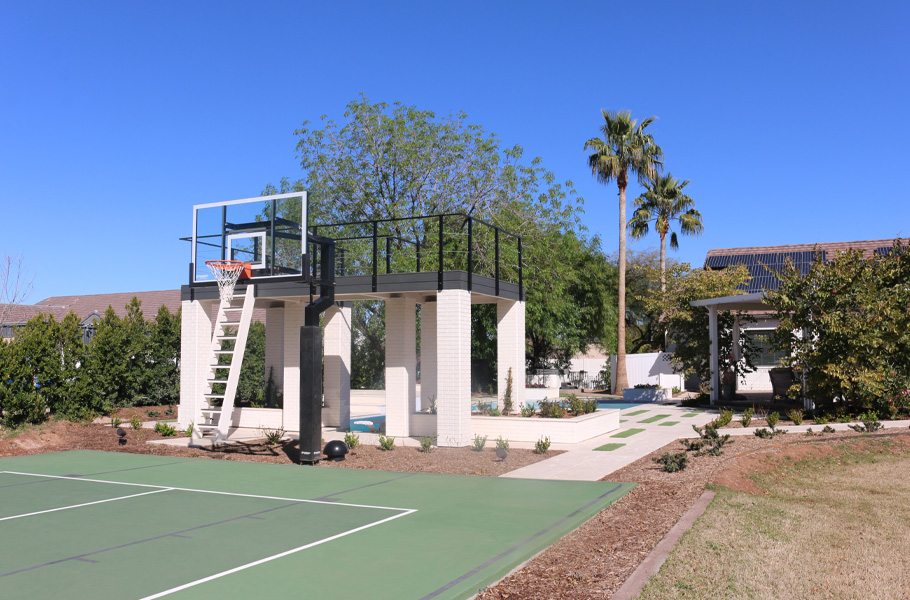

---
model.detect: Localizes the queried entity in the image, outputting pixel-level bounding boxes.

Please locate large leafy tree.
[585,110,663,392]
[269,96,615,372]
[766,243,910,416]
[628,173,703,293]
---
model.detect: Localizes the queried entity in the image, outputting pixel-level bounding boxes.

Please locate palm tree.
[585,110,663,393]
[629,173,704,294]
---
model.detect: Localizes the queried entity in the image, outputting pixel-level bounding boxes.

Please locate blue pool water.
[349,415,386,432]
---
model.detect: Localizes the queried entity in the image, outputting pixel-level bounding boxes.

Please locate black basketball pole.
[299,325,323,464]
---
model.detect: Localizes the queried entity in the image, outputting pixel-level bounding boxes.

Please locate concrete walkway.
[503,407,910,482]
[502,404,717,481]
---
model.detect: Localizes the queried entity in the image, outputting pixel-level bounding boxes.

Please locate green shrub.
[740,407,754,427]
[186,422,194,437]
[672,386,681,395]
[767,411,780,429]
[164,404,175,416]
[110,416,123,429]
[538,399,566,419]
[822,425,836,434]
[520,403,536,418]
[154,421,177,437]
[812,412,831,425]
[566,394,584,416]
[849,412,882,433]
[472,434,488,451]
[260,427,285,445]
[378,435,395,451]
[583,398,598,413]
[754,427,786,439]
[419,436,435,453]
[344,431,360,449]
[146,410,160,419]
[535,436,551,454]
[715,407,734,428]
[489,408,502,417]
[653,452,688,472]
[129,415,142,430]
[495,436,510,451]
[786,408,804,425]
[502,367,514,415]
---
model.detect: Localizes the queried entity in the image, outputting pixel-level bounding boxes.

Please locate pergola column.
[436,289,471,447]
[709,305,719,405]
[323,302,351,428]
[178,298,217,429]
[385,296,416,438]
[419,299,437,411]
[282,301,303,431]
[497,299,526,414]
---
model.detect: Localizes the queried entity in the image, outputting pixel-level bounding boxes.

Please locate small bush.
[849,412,882,433]
[812,412,831,425]
[164,404,175,416]
[146,410,160,419]
[539,399,567,419]
[566,394,584,415]
[110,416,123,429]
[672,386,681,395]
[520,403,536,418]
[419,436,435,453]
[154,421,177,437]
[495,436,510,451]
[472,434,488,451]
[378,434,395,451]
[822,425,836,434]
[754,427,787,439]
[489,408,501,417]
[787,408,804,425]
[344,431,360,449]
[474,401,492,415]
[767,411,780,429]
[653,452,688,472]
[260,427,285,445]
[535,436,551,454]
[680,438,705,452]
[740,407,754,427]
[186,422,194,437]
[715,407,734,428]
[129,415,142,430]
[583,398,598,413]
[805,427,814,436]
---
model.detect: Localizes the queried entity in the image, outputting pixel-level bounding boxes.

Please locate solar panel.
[875,245,906,256]
[705,250,824,293]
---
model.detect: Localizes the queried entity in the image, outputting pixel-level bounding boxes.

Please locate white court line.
[0,471,412,512]
[137,508,417,600]
[0,488,173,522]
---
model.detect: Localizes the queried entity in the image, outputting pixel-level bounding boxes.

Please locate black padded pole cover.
[299,325,323,464]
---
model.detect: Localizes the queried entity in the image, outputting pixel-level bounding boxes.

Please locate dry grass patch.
[638,436,910,599]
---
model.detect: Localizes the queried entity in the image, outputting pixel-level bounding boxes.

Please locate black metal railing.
[310,213,523,298]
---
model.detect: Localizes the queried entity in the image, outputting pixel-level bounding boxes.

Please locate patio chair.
[769,367,795,402]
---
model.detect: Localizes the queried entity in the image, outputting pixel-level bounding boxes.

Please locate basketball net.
[206,260,247,303]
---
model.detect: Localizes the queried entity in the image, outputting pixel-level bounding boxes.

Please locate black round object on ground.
[323,440,349,461]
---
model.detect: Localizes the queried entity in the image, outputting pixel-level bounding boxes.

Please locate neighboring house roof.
[705,238,909,293]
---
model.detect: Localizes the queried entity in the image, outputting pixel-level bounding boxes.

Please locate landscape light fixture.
[116,427,127,445]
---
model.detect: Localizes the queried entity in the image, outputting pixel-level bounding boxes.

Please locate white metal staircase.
[192,285,255,444]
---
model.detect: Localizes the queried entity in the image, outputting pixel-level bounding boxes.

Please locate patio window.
[744,329,788,367]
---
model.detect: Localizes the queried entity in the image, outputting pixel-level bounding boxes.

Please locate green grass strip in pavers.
[624,409,649,416]
[682,412,702,417]
[593,443,626,452]
[638,414,671,423]
[658,421,681,427]
[611,428,645,438]
[620,419,628,423]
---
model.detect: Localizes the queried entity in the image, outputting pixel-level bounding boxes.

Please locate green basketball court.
[0,451,633,600]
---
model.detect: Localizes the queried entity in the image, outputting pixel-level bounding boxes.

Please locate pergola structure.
[689,291,769,404]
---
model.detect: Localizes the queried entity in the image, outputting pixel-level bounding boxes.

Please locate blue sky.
[2,1,908,303]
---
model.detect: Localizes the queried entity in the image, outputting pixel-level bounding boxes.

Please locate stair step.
[214,350,234,354]
[215,335,237,340]
[203,394,225,399]
[207,379,229,384]
[200,407,222,413]
[209,364,233,369]
[196,424,219,430]
[223,307,244,312]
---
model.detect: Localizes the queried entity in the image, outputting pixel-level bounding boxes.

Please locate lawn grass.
[611,428,645,438]
[638,436,910,599]
[593,443,626,451]
[638,414,671,423]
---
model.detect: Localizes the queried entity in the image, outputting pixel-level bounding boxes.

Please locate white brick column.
[385,296,416,438]
[323,303,351,428]
[178,298,216,429]
[265,307,284,403]
[497,299,526,415]
[437,289,471,447]
[419,299,437,411]
[282,301,303,432]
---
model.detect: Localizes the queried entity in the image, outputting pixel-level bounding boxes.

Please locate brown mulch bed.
[0,421,559,477]
[4,419,908,598]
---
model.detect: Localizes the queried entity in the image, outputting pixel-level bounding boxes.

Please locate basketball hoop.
[206,260,250,303]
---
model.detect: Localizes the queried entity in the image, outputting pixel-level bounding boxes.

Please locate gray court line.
[313,473,417,502]
[0,500,303,578]
[0,460,190,490]
[419,483,626,600]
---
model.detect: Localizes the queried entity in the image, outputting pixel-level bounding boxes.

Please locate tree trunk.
[660,233,667,351]
[615,184,628,394]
